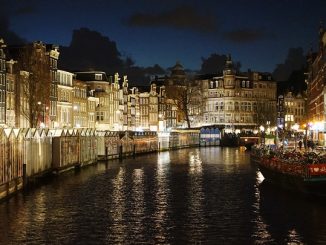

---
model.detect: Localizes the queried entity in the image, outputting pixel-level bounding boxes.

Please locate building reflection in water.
[154,151,170,243]
[186,149,206,242]
[189,149,203,174]
[251,170,272,243]
[107,167,127,243]
[253,170,308,244]
[2,148,326,244]
[130,168,145,241]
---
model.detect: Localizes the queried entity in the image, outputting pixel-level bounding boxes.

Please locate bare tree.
[165,79,201,128]
[15,42,51,128]
[254,101,277,127]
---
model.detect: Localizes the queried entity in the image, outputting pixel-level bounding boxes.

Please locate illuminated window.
[95,74,103,80]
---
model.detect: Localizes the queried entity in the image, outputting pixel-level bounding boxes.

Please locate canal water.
[1,147,326,244]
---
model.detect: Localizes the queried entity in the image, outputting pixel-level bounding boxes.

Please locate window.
[235,102,239,111]
[247,102,252,111]
[96,111,104,121]
[241,102,246,111]
[227,101,233,111]
[95,73,103,80]
[253,102,257,112]
[220,102,224,110]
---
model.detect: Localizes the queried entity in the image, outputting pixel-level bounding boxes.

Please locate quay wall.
[0,128,200,201]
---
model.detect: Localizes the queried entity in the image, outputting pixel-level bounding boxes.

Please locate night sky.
[1,0,326,81]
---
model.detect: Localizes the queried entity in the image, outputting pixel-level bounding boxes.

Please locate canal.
[1,147,326,244]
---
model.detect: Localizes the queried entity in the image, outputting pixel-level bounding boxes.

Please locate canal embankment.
[0,128,201,201]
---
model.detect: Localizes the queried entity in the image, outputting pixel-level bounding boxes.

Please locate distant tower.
[169,61,186,85]
[114,72,120,84]
[123,75,128,93]
[223,54,235,75]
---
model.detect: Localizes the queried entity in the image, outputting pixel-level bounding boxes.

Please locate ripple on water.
[0,148,326,244]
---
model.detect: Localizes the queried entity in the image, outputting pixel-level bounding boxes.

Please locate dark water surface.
[1,147,326,244]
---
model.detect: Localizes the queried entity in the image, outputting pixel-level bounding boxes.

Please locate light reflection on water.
[0,148,326,244]
[251,170,273,244]
[107,167,127,243]
[186,149,205,242]
[154,151,170,243]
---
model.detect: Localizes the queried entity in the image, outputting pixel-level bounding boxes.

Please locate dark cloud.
[143,64,166,75]
[0,0,28,44]
[223,28,271,43]
[0,16,26,44]
[200,53,241,74]
[272,47,306,81]
[125,5,217,33]
[0,0,38,15]
[14,5,36,15]
[59,28,167,85]
[59,28,124,74]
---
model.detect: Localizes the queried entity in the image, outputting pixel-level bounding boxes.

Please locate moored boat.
[251,145,326,197]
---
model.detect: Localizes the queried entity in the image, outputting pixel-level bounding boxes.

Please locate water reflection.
[257,179,326,244]
[154,151,170,243]
[107,167,127,243]
[189,149,203,174]
[252,171,272,244]
[186,149,205,242]
[129,168,145,241]
[1,148,326,244]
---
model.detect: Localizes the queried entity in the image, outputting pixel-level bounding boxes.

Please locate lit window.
[95,74,103,80]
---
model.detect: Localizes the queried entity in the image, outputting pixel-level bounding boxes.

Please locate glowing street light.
[291,123,299,131]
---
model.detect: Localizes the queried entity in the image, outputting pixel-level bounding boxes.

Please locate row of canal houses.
[0,39,179,132]
[2,24,325,139]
